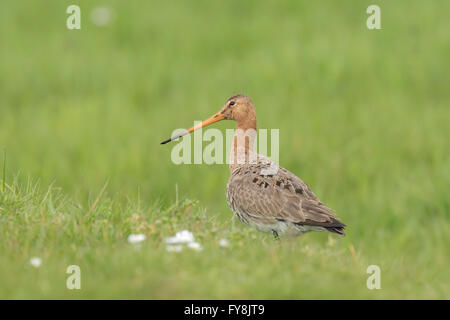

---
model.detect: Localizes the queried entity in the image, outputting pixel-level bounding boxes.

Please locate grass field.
[0,0,449,299]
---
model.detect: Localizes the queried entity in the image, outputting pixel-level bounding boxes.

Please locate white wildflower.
[90,7,113,27]
[187,242,203,251]
[219,238,230,248]
[127,234,146,244]
[164,230,203,252]
[164,230,194,244]
[30,257,42,268]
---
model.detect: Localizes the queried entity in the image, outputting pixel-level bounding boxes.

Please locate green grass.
[1,179,447,299]
[0,0,449,299]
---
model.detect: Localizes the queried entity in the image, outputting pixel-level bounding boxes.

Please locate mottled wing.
[227,164,345,234]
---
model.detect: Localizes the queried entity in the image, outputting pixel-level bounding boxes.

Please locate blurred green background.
[0,0,449,299]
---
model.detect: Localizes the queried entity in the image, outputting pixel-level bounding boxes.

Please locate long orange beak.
[161,111,226,144]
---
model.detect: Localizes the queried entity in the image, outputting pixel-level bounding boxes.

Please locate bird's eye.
[229,101,235,107]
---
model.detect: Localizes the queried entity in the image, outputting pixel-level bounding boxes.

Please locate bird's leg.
[272,230,280,240]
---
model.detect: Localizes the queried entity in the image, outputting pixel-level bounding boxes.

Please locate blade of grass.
[84,181,109,219]
[2,150,6,194]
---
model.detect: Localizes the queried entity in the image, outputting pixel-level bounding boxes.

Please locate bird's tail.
[325,225,346,236]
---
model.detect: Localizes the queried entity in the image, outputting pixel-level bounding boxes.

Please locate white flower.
[164,230,194,244]
[30,257,42,268]
[127,234,146,244]
[187,242,203,251]
[166,244,184,252]
[90,6,113,27]
[164,230,203,252]
[219,238,230,248]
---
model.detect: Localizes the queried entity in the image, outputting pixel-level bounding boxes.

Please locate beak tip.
[161,134,183,145]
[161,112,224,146]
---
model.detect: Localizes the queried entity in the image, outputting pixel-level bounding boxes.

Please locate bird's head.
[161,94,256,144]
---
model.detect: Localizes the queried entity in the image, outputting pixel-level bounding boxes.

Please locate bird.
[161,94,346,238]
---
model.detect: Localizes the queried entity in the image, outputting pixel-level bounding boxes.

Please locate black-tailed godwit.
[161,94,346,238]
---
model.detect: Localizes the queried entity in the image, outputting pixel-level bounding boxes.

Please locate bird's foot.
[272,230,280,240]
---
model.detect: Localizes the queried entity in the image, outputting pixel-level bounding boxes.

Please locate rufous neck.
[229,123,257,171]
